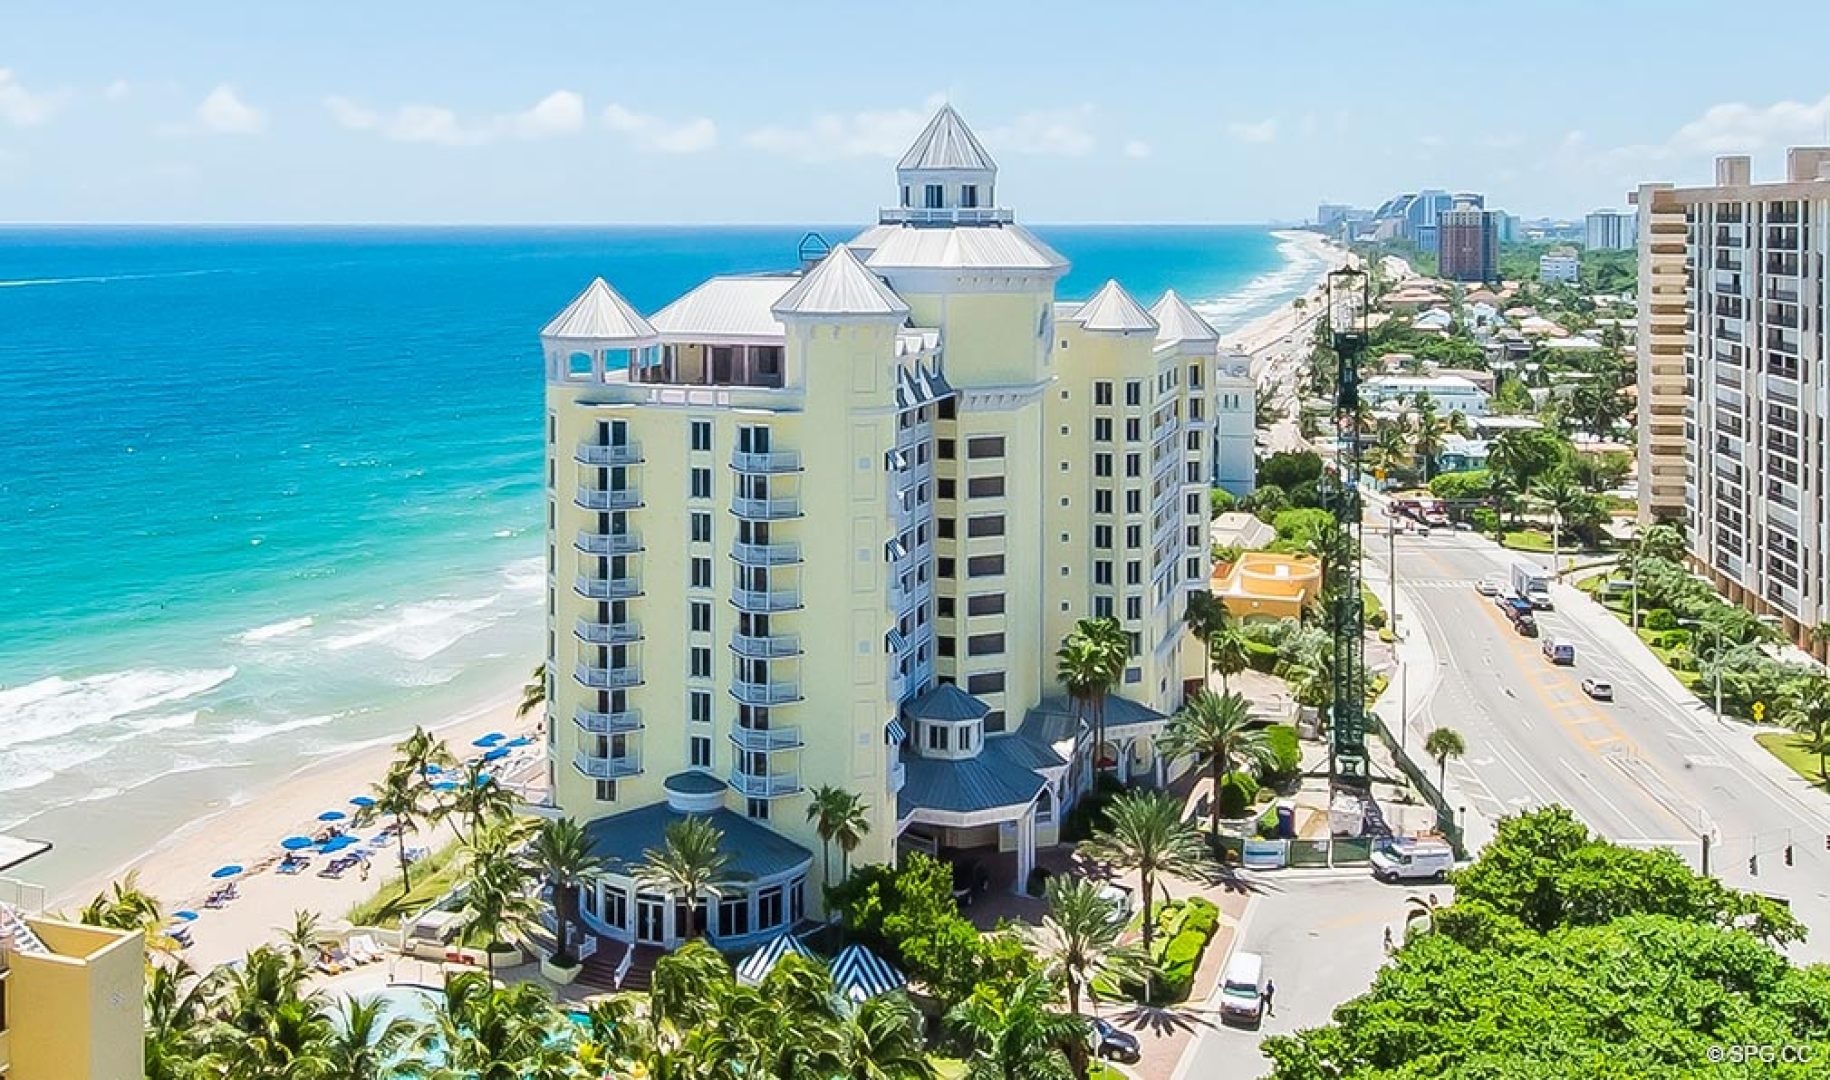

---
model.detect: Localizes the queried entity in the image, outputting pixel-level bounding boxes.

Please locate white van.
[1218,950,1267,1025]
[1370,838,1455,883]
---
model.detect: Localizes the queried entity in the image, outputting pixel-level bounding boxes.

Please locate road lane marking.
[1559,756,1652,839]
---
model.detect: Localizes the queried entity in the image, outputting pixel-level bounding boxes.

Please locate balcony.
[890,757,906,793]
[878,206,1014,226]
[575,486,642,511]
[730,540,802,566]
[575,442,643,466]
[731,585,801,612]
[728,678,803,706]
[575,617,641,644]
[575,530,642,555]
[1765,375,1799,406]
[729,630,801,658]
[575,663,643,690]
[575,574,641,600]
[728,724,804,752]
[730,495,802,520]
[727,767,802,798]
[574,706,642,734]
[574,750,641,780]
[730,450,802,474]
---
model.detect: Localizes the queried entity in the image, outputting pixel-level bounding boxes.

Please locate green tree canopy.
[1258,450,1325,492]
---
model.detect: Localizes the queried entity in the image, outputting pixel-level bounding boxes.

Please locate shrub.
[1259,725,1302,785]
[1182,897,1221,938]
[1366,608,1388,630]
[1244,639,1280,673]
[1256,807,1279,839]
[1644,608,1678,631]
[1471,507,1500,534]
[1163,931,1203,967]
[1217,772,1259,817]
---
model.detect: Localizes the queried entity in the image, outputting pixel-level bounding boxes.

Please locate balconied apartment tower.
[1632,148,1830,660]
[539,106,1223,952]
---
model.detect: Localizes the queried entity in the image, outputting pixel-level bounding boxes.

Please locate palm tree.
[635,816,736,942]
[530,817,606,968]
[324,995,421,1080]
[1531,469,1591,575]
[517,662,548,720]
[1159,691,1277,839]
[78,871,171,945]
[1404,893,1442,939]
[649,938,734,1035]
[945,971,1085,1080]
[144,958,216,1080]
[1780,676,1830,782]
[1083,791,1208,971]
[838,994,936,1080]
[1021,877,1153,1018]
[1209,626,1249,693]
[440,758,522,843]
[458,817,541,982]
[398,725,456,779]
[1424,727,1467,794]
[277,908,326,965]
[807,785,872,889]
[1410,394,1462,481]
[419,971,576,1080]
[1183,590,1231,688]
[355,760,430,893]
[205,945,332,1079]
[1057,617,1129,785]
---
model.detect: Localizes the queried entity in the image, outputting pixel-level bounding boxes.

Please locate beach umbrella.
[482,747,509,763]
[504,736,532,748]
[474,772,494,786]
[317,810,346,822]
[349,795,375,808]
[423,763,443,775]
[472,732,505,747]
[280,836,314,851]
[431,780,458,792]
[320,835,358,853]
[173,910,199,922]
[211,865,243,879]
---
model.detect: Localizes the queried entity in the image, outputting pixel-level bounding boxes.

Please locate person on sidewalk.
[1262,979,1276,1017]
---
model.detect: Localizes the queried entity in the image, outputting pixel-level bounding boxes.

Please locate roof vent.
[798,231,832,270]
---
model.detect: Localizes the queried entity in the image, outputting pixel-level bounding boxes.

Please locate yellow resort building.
[0,839,144,1080]
[1210,551,1321,623]
[539,107,1234,950]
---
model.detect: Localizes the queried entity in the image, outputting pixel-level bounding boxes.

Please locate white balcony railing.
[728,679,802,706]
[574,707,643,734]
[729,631,801,658]
[731,587,801,612]
[730,450,802,474]
[575,486,642,511]
[727,768,801,798]
[574,751,641,780]
[878,206,1014,226]
[574,664,642,690]
[574,618,641,644]
[730,540,802,566]
[575,530,642,555]
[730,496,802,520]
[575,575,641,600]
[575,442,643,466]
[728,724,803,752]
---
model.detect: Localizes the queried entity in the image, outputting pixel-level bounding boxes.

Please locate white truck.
[1511,561,1553,610]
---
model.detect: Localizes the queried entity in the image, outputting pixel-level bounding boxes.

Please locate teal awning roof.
[584,804,811,880]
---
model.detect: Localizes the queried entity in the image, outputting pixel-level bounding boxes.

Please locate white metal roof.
[772,244,909,319]
[1150,289,1219,344]
[650,276,797,343]
[1074,280,1158,333]
[898,105,996,173]
[541,278,657,343]
[860,224,1068,272]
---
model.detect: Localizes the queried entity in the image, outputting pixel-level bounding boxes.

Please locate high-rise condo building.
[1584,209,1637,252]
[1632,148,1830,659]
[1438,201,1499,283]
[538,107,1220,951]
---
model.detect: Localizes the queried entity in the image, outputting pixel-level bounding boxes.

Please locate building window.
[967,515,1005,538]
[691,601,712,633]
[1126,524,1142,548]
[691,557,712,588]
[758,885,785,929]
[691,421,712,452]
[967,593,1005,616]
[1126,418,1141,441]
[937,477,956,499]
[1126,561,1142,585]
[690,647,711,678]
[938,636,955,658]
[1094,560,1113,585]
[690,691,711,723]
[1126,595,1142,620]
[1094,596,1113,618]
[1126,490,1141,514]
[691,468,712,499]
[927,723,950,752]
[938,438,955,460]
[595,779,617,802]
[1036,788,1054,825]
[604,887,628,929]
[960,184,979,208]
[924,184,944,209]
[1094,417,1113,442]
[966,671,1006,695]
[1095,490,1113,514]
[1125,453,1141,478]
[937,595,956,617]
[717,895,750,939]
[1095,381,1113,406]
[984,710,1005,733]
[966,436,1005,459]
[938,557,956,578]
[691,512,711,543]
[1094,524,1112,549]
[691,735,712,768]
[901,184,910,207]
[937,517,956,539]
[747,798,769,821]
[967,554,1005,577]
[967,476,1005,498]
[967,632,1004,656]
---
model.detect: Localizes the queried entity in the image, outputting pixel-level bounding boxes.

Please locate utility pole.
[1325,267,1371,792]
[1701,831,1711,876]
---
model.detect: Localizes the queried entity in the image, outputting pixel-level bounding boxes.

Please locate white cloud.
[743,95,945,162]
[0,69,59,126]
[1666,95,1830,156]
[602,103,718,154]
[104,79,131,102]
[985,106,1096,157]
[195,85,265,135]
[1226,118,1277,144]
[323,90,587,147]
[1122,139,1152,160]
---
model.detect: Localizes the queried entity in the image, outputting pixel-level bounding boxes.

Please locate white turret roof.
[898,105,996,173]
[1150,289,1219,344]
[541,278,656,343]
[856,223,1068,272]
[773,245,910,319]
[1074,280,1158,333]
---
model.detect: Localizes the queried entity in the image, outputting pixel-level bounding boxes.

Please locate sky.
[4,1,1830,224]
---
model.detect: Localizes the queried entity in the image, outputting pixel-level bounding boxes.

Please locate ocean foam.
[234,615,316,644]
[1193,231,1334,334]
[321,593,505,662]
[0,667,237,750]
[220,711,342,746]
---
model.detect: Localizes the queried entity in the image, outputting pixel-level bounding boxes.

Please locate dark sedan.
[1090,1017,1141,1063]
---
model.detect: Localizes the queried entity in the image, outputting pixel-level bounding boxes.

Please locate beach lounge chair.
[349,933,384,964]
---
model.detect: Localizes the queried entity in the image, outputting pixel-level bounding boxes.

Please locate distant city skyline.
[3,1,1830,223]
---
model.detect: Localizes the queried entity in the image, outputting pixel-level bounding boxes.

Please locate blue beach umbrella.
[423,763,443,775]
[472,732,504,748]
[318,810,346,822]
[280,836,314,851]
[349,795,375,808]
[173,910,199,922]
[320,835,358,853]
[474,772,494,786]
[482,747,509,763]
[504,736,532,748]
[211,865,243,879]
[431,780,459,792]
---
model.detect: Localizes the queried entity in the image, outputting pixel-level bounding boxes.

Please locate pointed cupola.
[541,277,660,384]
[893,105,998,218]
[1074,280,1158,335]
[1150,289,1219,346]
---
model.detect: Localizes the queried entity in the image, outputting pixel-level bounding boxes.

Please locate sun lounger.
[348,933,385,964]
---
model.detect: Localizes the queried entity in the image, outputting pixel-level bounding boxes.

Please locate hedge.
[1217,772,1259,817]
[1147,897,1222,1004]
[1244,639,1280,673]
[1260,724,1302,784]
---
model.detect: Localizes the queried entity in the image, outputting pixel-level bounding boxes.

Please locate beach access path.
[58,688,545,970]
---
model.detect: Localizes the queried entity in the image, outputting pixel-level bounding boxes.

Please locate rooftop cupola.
[885,105,1009,226]
[541,277,661,385]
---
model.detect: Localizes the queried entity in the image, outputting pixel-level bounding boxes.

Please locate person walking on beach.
[1262,979,1276,1017]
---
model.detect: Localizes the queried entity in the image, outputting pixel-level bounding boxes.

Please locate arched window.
[568,351,594,379]
[1035,786,1054,825]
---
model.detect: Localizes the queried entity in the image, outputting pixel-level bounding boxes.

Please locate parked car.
[1581,678,1614,701]
[1219,951,1269,1026]
[1090,1017,1141,1063]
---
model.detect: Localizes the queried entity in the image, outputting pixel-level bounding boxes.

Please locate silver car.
[1581,678,1613,701]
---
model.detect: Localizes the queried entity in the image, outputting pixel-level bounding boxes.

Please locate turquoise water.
[0,224,1323,890]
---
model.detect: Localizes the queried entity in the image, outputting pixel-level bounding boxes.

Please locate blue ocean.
[0,224,1328,890]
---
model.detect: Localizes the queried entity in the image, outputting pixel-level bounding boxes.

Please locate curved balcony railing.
[575,618,641,644]
[575,664,643,690]
[728,724,803,752]
[730,540,801,566]
[726,768,801,798]
[730,450,802,474]
[575,751,641,780]
[575,486,642,511]
[575,530,642,555]
[729,631,801,658]
[575,443,643,466]
[730,586,801,613]
[575,574,642,600]
[730,495,801,520]
[728,680,802,706]
[878,206,1013,226]
[574,707,642,734]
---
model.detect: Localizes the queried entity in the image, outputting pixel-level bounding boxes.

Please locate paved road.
[1174,877,1447,1079]
[1367,525,1830,962]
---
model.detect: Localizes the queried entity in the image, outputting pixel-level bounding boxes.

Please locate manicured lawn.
[1501,529,1556,553]
[345,838,465,928]
[1755,732,1830,793]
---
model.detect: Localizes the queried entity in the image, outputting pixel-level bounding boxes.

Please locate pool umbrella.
[474,772,494,786]
[735,931,814,986]
[317,810,346,822]
[830,943,907,1003]
[280,836,314,851]
[211,865,243,879]
[349,795,375,808]
[173,910,199,921]
[423,763,443,775]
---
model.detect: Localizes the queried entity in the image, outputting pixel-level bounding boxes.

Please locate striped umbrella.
[734,931,814,986]
[829,943,906,1003]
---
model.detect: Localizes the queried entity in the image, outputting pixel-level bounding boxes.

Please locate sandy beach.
[56,684,547,970]
[1223,230,1347,451]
